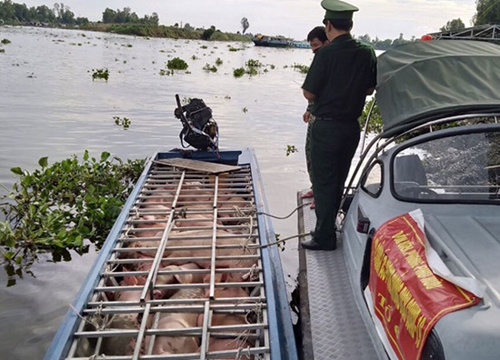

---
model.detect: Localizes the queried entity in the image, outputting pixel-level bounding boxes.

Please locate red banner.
[369,213,480,359]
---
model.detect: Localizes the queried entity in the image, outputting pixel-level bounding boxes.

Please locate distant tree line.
[102,7,159,26]
[0,0,88,25]
[4,0,498,45]
[356,33,417,51]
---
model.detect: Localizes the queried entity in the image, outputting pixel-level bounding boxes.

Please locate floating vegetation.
[270,64,276,70]
[200,45,208,49]
[0,151,146,284]
[127,44,133,48]
[1,38,11,45]
[0,49,4,53]
[113,116,131,129]
[224,95,231,99]
[191,54,199,60]
[233,67,245,78]
[215,57,223,66]
[89,68,109,81]
[159,69,174,76]
[167,57,188,70]
[242,107,248,113]
[229,47,240,52]
[202,63,217,72]
[233,65,258,78]
[247,67,258,76]
[293,63,309,74]
[286,144,298,156]
[246,59,262,67]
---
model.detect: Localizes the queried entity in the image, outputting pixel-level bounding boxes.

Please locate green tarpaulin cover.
[375,40,500,136]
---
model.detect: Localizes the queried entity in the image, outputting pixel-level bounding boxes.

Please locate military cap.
[321,0,359,20]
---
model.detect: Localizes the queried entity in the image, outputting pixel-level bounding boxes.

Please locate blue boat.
[44,148,298,359]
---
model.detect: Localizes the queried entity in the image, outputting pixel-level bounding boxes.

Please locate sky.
[20,0,477,41]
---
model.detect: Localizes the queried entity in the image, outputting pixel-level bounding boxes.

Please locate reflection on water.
[0,26,315,358]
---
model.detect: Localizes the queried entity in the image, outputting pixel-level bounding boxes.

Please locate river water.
[0,26,317,359]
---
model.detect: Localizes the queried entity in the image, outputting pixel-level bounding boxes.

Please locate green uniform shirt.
[302,34,377,120]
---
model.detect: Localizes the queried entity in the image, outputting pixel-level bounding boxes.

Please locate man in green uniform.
[301,0,377,251]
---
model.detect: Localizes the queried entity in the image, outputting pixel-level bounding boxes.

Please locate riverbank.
[1,22,253,42]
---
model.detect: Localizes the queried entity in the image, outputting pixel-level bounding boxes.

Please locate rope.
[233,202,309,220]
[249,232,311,249]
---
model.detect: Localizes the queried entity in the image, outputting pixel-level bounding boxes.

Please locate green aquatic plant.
[191,54,199,60]
[233,67,245,78]
[242,107,248,113]
[0,151,146,285]
[247,67,258,76]
[286,144,298,156]
[167,57,188,70]
[359,97,383,135]
[159,69,173,76]
[293,63,309,74]
[200,45,208,49]
[1,38,11,45]
[202,63,217,72]
[113,116,131,129]
[229,47,240,52]
[89,68,109,81]
[0,49,4,53]
[246,59,262,67]
[215,57,223,66]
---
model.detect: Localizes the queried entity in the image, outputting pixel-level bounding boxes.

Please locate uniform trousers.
[310,116,360,246]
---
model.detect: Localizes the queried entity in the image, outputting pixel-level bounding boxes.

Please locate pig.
[217,196,252,225]
[154,263,204,299]
[164,229,257,271]
[204,337,253,360]
[198,273,250,335]
[173,213,219,229]
[132,214,167,238]
[144,287,205,355]
[95,277,152,356]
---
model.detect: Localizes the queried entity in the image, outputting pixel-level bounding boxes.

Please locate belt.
[314,116,335,121]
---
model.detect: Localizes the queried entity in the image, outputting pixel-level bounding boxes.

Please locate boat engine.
[174,94,219,151]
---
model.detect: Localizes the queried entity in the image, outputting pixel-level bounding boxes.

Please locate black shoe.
[301,239,336,251]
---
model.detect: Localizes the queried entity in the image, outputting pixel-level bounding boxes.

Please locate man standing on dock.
[300,0,377,251]
[302,26,329,208]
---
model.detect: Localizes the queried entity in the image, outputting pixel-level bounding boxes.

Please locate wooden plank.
[153,158,242,174]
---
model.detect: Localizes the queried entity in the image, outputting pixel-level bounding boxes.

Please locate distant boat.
[252,34,311,49]
[252,34,290,48]
[291,41,311,49]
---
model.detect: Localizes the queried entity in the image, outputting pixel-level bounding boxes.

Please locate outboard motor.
[174,94,219,151]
